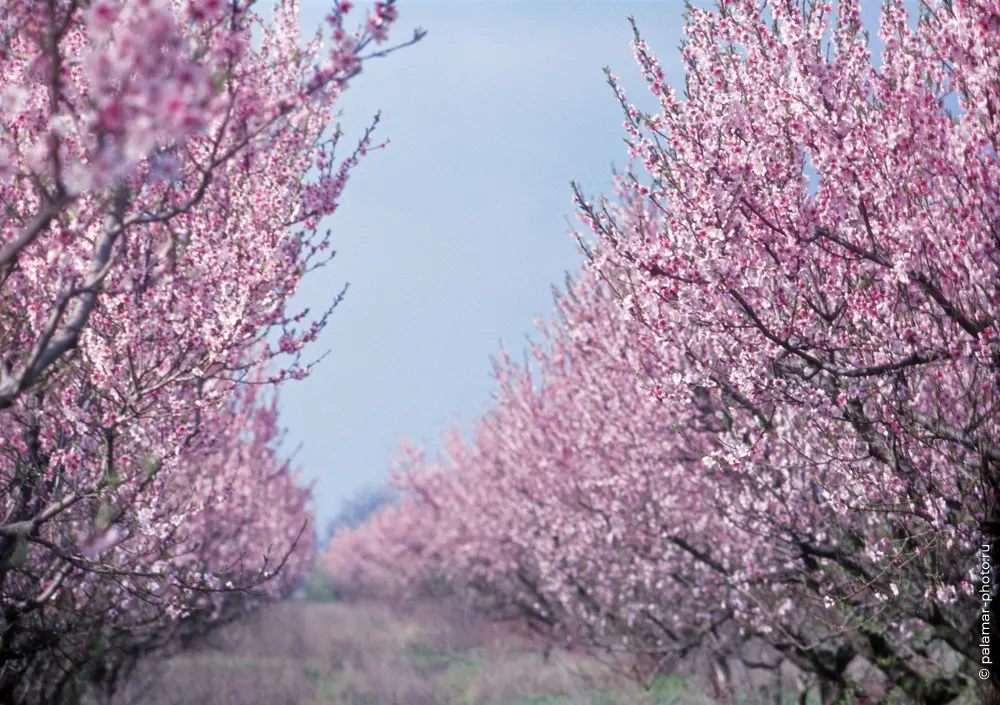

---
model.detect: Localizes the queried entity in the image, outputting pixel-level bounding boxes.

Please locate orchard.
[1,0,997,702]
[326,1,1000,703]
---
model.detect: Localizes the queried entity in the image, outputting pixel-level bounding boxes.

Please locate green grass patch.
[408,645,455,674]
[505,695,575,705]
[302,672,346,704]
[303,566,340,602]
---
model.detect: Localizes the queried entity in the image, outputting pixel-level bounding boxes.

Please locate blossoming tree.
[570,0,995,695]
[6,382,315,704]
[0,0,421,700]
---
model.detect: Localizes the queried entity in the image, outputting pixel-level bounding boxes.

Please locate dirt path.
[107,599,716,705]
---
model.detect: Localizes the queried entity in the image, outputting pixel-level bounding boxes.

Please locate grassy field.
[109,599,725,705]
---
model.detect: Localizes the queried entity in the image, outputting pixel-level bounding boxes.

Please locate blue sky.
[278,0,688,523]
[279,0,893,524]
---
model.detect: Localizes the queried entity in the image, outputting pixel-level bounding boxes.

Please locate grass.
[109,599,720,705]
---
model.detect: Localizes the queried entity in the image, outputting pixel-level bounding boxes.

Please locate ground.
[108,598,727,705]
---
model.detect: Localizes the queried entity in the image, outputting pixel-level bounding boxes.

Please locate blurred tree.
[325,485,399,544]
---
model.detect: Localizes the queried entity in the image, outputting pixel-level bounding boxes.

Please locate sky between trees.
[281,0,898,523]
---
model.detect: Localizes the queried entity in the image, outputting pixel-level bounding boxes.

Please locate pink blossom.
[86,1,118,38]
